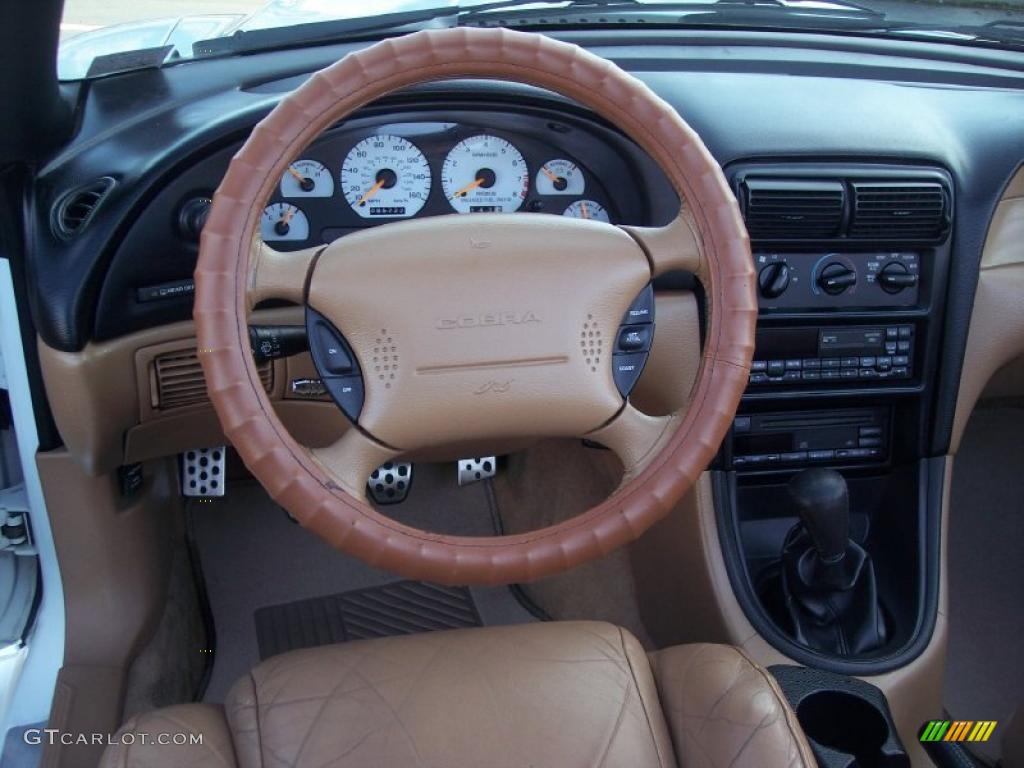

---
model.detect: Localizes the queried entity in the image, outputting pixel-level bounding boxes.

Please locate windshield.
[60,0,1024,79]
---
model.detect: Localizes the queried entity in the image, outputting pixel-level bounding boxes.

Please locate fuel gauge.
[260,203,310,242]
[281,160,334,198]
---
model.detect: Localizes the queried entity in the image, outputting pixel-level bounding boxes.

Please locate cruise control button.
[322,375,364,422]
[613,352,648,397]
[315,323,354,375]
[625,284,654,324]
[617,324,652,353]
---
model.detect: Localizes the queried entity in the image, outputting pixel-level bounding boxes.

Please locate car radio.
[731,407,889,469]
[748,324,914,387]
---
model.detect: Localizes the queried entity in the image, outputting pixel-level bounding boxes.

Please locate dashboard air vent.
[153,349,273,410]
[850,181,947,240]
[741,179,845,239]
[52,177,115,238]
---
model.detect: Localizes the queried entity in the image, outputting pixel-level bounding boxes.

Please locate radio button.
[802,358,821,369]
[898,326,913,339]
[749,373,769,385]
[802,371,821,381]
[859,368,879,379]
[751,360,767,372]
[892,355,910,366]
[767,360,786,376]
[841,369,858,379]
[809,450,834,461]
[886,327,899,340]
[859,426,882,437]
[781,452,808,462]
[892,366,910,377]
[785,359,802,370]
[860,356,876,367]
[897,341,911,352]
[859,437,882,448]
[885,342,898,354]
[822,370,840,380]
[822,358,842,369]
[876,356,892,370]
[841,357,859,368]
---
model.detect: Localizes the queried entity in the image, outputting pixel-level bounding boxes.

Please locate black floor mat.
[254,580,483,660]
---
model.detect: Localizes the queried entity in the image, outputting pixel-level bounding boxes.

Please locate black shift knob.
[787,468,849,564]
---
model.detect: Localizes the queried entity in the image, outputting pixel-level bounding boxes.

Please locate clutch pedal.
[181,447,226,497]
[457,456,496,486]
[368,462,412,504]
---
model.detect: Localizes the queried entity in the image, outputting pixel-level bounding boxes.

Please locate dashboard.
[86,107,660,340]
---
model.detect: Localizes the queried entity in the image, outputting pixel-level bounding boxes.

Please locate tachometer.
[280,159,333,198]
[563,200,610,223]
[442,134,528,214]
[536,159,584,195]
[341,135,431,219]
[260,203,310,242]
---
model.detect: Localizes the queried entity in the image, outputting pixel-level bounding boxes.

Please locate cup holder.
[771,666,910,768]
[798,692,891,767]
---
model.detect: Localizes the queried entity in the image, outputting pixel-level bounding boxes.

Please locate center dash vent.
[741,179,845,239]
[153,349,273,410]
[849,182,948,240]
[52,177,115,239]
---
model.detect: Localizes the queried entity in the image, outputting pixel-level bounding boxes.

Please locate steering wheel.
[194,27,755,586]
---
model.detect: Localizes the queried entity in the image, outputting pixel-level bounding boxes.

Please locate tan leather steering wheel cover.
[195,27,755,585]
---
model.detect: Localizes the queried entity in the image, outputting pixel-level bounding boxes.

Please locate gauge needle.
[540,165,560,182]
[287,167,306,182]
[451,177,484,199]
[356,178,386,206]
[279,206,296,226]
[580,200,591,219]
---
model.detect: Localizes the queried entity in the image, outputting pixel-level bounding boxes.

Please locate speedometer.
[341,135,431,219]
[442,135,528,214]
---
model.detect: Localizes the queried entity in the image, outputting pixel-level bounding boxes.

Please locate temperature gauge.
[536,159,584,195]
[280,160,333,198]
[260,203,310,242]
[563,200,610,223]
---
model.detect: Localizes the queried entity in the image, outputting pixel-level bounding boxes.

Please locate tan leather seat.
[102,621,814,768]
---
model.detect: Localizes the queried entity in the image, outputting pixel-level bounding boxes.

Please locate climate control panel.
[755,252,919,310]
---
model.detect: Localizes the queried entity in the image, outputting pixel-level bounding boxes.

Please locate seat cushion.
[651,644,816,768]
[102,621,813,768]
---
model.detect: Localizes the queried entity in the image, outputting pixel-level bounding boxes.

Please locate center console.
[712,162,951,674]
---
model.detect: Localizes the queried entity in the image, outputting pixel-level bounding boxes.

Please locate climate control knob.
[758,262,791,299]
[817,262,857,296]
[878,262,918,294]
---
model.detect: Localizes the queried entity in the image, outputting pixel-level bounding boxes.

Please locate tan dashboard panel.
[38,307,348,476]
[951,166,1024,452]
[631,290,701,416]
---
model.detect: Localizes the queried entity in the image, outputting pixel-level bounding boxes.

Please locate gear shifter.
[780,468,888,655]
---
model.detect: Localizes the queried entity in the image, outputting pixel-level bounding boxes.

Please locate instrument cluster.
[259,121,617,250]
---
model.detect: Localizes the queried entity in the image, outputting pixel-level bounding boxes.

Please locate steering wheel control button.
[617,324,652,353]
[611,284,656,398]
[322,376,364,422]
[625,284,654,324]
[368,462,413,505]
[314,324,354,375]
[306,309,365,422]
[613,353,648,397]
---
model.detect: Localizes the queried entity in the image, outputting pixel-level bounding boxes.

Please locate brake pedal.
[457,456,496,486]
[368,462,412,504]
[181,447,226,497]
